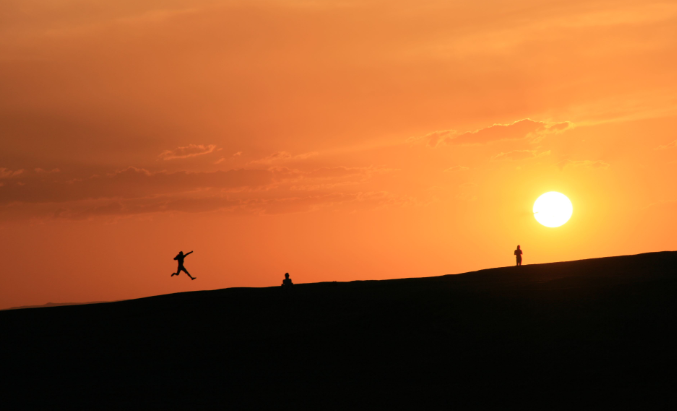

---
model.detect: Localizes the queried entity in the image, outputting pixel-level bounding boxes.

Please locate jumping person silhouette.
[514,245,523,267]
[171,251,196,280]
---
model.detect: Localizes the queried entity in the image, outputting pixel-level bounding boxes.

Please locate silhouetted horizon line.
[4,249,675,312]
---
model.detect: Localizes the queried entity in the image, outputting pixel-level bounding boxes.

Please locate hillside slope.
[2,251,677,409]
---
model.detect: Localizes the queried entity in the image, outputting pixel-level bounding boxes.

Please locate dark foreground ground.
[2,252,677,409]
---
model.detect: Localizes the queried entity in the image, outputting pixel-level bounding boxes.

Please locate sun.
[533,192,573,227]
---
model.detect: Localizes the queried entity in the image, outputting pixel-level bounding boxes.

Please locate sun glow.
[533,192,573,228]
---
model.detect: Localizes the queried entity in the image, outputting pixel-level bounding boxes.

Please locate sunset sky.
[1,0,676,309]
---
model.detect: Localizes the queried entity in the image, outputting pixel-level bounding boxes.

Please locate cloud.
[256,151,293,163]
[265,165,396,192]
[560,159,610,169]
[250,151,318,164]
[444,166,469,172]
[0,188,412,221]
[0,168,24,178]
[0,167,273,205]
[491,150,550,161]
[306,166,393,179]
[216,151,244,163]
[34,168,60,174]
[0,163,393,205]
[455,194,477,202]
[159,144,218,160]
[643,200,677,215]
[420,130,455,148]
[47,196,245,220]
[0,162,403,221]
[418,119,572,147]
[655,140,677,150]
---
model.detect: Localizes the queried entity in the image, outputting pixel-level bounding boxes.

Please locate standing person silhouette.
[514,245,523,267]
[171,251,196,280]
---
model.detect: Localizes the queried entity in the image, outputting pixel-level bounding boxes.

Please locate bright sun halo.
[533,192,573,228]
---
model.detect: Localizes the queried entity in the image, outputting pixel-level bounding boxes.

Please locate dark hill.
[2,251,677,409]
[2,301,108,311]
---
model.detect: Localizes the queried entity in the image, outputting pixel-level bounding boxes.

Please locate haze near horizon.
[1,0,676,309]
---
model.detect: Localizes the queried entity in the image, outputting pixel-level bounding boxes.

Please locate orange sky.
[1,0,676,309]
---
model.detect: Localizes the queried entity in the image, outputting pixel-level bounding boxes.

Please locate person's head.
[285,273,289,279]
[517,245,521,249]
[178,251,184,255]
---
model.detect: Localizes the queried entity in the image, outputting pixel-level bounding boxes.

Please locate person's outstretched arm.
[185,251,194,256]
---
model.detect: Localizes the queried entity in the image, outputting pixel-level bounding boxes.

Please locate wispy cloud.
[655,140,677,150]
[0,162,402,221]
[444,166,469,172]
[643,200,677,213]
[0,167,273,205]
[417,119,571,148]
[250,151,318,164]
[23,189,411,220]
[560,159,610,169]
[159,144,218,160]
[0,168,24,178]
[491,150,550,161]
[216,151,243,164]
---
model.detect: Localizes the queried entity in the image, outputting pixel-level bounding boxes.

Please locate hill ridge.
[2,250,677,409]
[5,250,675,313]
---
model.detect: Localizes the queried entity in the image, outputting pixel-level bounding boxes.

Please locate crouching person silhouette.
[281,273,293,288]
[172,251,196,280]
